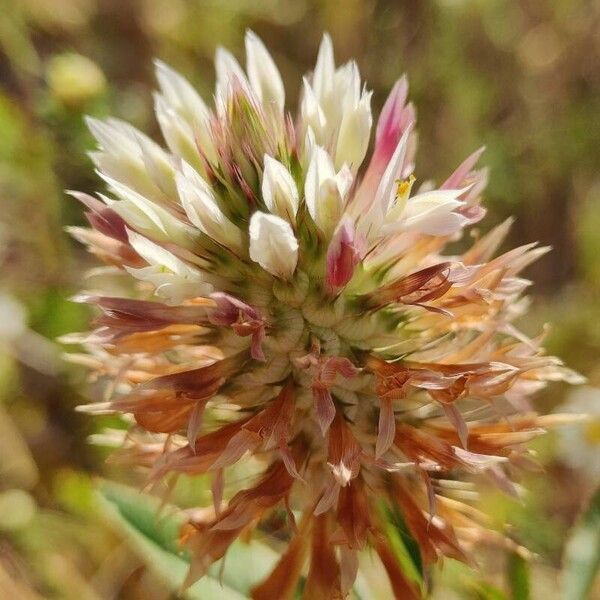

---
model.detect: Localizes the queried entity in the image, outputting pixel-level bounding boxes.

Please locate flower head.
[67,32,581,597]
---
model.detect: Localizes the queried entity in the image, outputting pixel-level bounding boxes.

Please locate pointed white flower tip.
[85,117,177,202]
[305,145,335,220]
[305,146,353,238]
[176,162,244,254]
[336,61,361,108]
[300,78,327,139]
[249,211,298,279]
[261,155,299,223]
[244,30,285,114]
[301,126,317,171]
[153,71,217,168]
[154,59,209,121]
[312,33,335,99]
[335,90,373,171]
[376,76,408,141]
[86,116,140,156]
[214,46,250,100]
[153,92,204,169]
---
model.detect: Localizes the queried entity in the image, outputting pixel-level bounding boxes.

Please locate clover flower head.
[66,32,582,598]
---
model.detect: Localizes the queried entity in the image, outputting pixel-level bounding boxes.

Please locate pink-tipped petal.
[352,80,416,216]
[441,146,485,190]
[326,218,366,289]
[375,76,409,160]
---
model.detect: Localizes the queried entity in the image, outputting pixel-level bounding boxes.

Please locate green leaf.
[507,552,530,600]
[379,502,424,588]
[96,481,280,599]
[473,581,509,600]
[562,485,600,600]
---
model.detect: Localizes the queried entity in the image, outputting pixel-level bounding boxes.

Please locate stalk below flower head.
[65,32,583,598]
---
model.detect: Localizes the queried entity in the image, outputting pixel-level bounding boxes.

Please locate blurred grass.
[0,0,599,597]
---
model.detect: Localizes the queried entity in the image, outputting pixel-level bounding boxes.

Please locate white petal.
[127,229,192,276]
[154,62,217,165]
[305,145,334,221]
[176,162,244,254]
[87,117,172,203]
[261,155,299,222]
[100,176,195,248]
[154,60,210,124]
[300,78,327,140]
[335,61,361,109]
[305,146,349,237]
[312,33,335,100]
[245,30,285,114]
[249,212,298,279]
[126,229,211,302]
[86,116,139,157]
[335,91,372,171]
[154,93,204,169]
[214,46,251,107]
[383,189,469,236]
[136,134,176,197]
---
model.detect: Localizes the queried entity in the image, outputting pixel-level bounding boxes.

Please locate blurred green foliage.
[0,0,599,597]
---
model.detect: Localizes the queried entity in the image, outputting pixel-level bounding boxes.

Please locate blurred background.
[0,0,599,598]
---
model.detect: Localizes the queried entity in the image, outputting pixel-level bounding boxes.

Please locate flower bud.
[261,155,299,223]
[249,212,298,279]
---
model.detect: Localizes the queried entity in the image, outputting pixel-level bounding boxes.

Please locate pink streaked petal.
[375,396,396,458]
[486,464,521,498]
[420,471,437,519]
[460,204,486,224]
[442,402,469,450]
[67,190,129,242]
[320,356,360,386]
[352,96,416,216]
[209,292,260,325]
[453,446,508,473]
[210,292,266,361]
[375,75,409,160]
[314,478,340,515]
[210,428,260,469]
[210,503,254,531]
[187,400,207,450]
[278,439,305,482]
[250,325,266,362]
[441,146,485,190]
[313,387,336,435]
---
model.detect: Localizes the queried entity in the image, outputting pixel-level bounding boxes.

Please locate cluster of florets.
[66,32,580,598]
